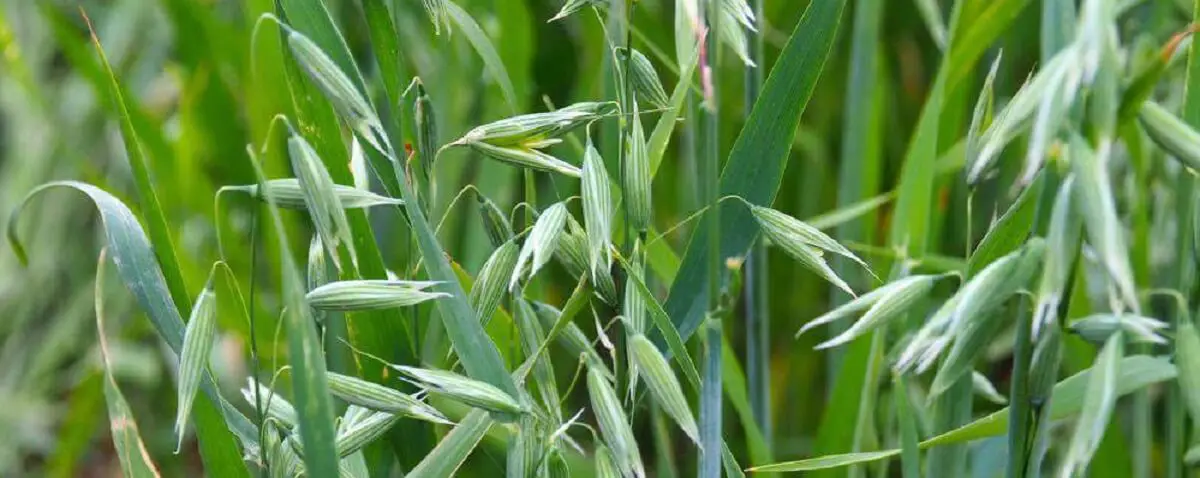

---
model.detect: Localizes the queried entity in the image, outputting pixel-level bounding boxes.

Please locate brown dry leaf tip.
[1161,23,1200,62]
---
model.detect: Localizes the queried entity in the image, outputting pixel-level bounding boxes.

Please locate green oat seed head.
[287,131,359,273]
[1068,313,1168,345]
[629,334,701,447]
[174,272,219,453]
[749,203,869,296]
[510,202,569,291]
[219,179,403,210]
[325,371,452,425]
[471,239,518,324]
[587,365,645,478]
[305,280,449,311]
[581,133,613,285]
[393,365,528,416]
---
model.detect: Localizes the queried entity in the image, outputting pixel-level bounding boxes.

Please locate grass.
[3,0,1200,476]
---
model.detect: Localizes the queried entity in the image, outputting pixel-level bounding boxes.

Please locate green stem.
[1006,169,1061,478]
[742,0,771,449]
[699,0,722,475]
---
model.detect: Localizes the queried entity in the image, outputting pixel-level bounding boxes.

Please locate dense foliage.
[4,0,1200,477]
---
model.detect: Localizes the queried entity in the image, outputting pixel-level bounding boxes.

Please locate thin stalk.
[847,327,886,478]
[742,0,771,449]
[619,1,634,255]
[614,0,637,402]
[249,209,266,478]
[849,259,906,478]
[1006,169,1060,478]
[699,0,722,475]
[1169,0,1200,473]
[1167,172,1194,478]
[518,169,536,370]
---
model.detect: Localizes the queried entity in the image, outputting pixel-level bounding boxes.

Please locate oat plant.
[7,0,1200,477]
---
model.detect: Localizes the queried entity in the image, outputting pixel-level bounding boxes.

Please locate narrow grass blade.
[966,171,1045,275]
[82,13,191,315]
[248,148,341,477]
[408,410,492,478]
[95,251,163,478]
[750,450,902,472]
[893,373,921,478]
[648,34,702,177]
[662,0,848,343]
[444,0,518,111]
[1177,320,1200,440]
[719,336,773,469]
[81,14,249,472]
[914,0,947,50]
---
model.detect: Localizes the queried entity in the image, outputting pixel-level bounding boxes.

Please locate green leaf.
[752,355,1175,472]
[750,450,901,472]
[663,0,848,343]
[7,182,256,473]
[95,251,163,478]
[82,7,209,373]
[444,0,519,112]
[408,410,493,478]
[7,180,255,458]
[247,151,341,477]
[966,171,1045,275]
[893,373,922,478]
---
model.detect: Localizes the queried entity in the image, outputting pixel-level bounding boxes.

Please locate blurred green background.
[1,0,1195,475]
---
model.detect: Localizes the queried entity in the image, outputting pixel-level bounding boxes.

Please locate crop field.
[2,0,1200,476]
